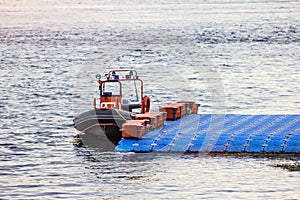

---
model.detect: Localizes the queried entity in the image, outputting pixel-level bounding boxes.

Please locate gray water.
[1,0,300,199]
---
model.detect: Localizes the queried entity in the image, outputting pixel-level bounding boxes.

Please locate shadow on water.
[73,133,116,151]
[74,134,300,173]
[73,145,180,183]
[269,162,300,172]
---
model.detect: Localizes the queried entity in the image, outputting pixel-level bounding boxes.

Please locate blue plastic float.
[115,114,300,153]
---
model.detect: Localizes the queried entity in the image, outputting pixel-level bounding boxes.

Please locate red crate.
[159,103,186,120]
[192,103,199,114]
[149,112,166,127]
[122,120,146,139]
[177,101,199,114]
[135,112,166,128]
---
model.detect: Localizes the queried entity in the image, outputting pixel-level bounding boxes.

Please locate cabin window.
[101,82,121,96]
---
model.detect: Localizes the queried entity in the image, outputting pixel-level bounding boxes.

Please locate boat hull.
[73,109,132,148]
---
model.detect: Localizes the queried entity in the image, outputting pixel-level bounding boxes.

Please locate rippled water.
[1,0,300,199]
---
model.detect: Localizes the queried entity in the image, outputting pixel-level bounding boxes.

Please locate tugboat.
[73,69,198,150]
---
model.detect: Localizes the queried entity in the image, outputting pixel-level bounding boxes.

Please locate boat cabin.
[94,70,146,112]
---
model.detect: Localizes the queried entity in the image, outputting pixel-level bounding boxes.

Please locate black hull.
[73,109,132,148]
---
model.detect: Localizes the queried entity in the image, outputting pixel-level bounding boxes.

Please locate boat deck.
[115,114,300,153]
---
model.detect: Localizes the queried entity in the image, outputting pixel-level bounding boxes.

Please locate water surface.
[1,0,300,199]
